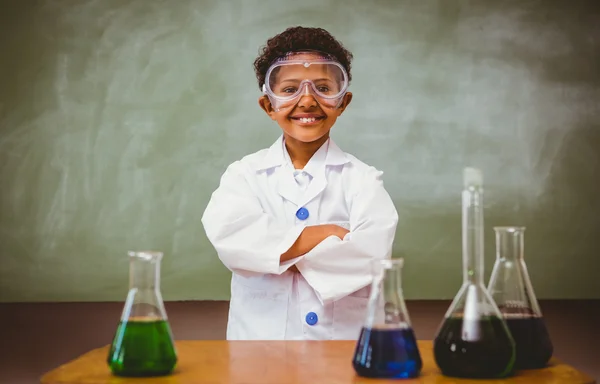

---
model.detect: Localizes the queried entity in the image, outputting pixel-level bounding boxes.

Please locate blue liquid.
[352,327,422,379]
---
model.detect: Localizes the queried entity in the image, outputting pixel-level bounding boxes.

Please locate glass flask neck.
[382,259,406,324]
[121,251,168,322]
[365,258,412,328]
[381,259,403,290]
[489,226,543,317]
[495,227,525,261]
[462,185,485,285]
[129,251,162,290]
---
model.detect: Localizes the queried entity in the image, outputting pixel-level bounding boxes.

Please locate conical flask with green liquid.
[107,251,177,377]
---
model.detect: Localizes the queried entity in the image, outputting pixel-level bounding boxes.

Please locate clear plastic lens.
[267,62,345,98]
[263,54,349,110]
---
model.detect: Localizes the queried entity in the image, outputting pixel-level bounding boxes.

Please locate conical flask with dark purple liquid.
[488,227,554,369]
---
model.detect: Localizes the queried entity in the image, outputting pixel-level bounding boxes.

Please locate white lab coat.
[201,135,398,340]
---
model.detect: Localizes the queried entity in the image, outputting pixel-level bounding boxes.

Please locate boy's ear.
[258,96,277,120]
[337,92,353,115]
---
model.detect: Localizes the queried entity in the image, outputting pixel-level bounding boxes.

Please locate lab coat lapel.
[255,136,301,206]
[297,140,329,208]
[298,169,326,208]
[259,136,349,208]
[276,169,301,206]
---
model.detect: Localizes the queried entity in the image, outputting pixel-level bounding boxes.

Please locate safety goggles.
[262,51,349,111]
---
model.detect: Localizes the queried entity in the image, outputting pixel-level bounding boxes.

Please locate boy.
[201,26,398,340]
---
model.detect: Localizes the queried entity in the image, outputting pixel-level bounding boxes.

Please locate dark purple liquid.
[433,316,515,379]
[505,316,553,369]
[352,327,422,378]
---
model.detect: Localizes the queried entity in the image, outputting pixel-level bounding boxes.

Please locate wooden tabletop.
[41,340,595,384]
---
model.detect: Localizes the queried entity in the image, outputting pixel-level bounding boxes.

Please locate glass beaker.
[352,258,422,379]
[107,251,177,377]
[488,227,554,369]
[433,168,516,379]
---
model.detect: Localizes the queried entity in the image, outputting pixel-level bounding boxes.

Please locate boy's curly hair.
[253,26,353,90]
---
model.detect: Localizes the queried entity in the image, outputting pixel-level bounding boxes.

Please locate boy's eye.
[317,86,330,92]
[282,87,297,94]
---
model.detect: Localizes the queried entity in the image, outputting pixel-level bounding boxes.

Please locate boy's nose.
[297,83,318,108]
[297,94,317,108]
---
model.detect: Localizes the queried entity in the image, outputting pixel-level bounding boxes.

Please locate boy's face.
[259,52,352,144]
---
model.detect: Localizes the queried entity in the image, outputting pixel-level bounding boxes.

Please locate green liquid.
[107,318,177,377]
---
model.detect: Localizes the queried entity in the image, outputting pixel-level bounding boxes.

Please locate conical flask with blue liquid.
[352,258,422,379]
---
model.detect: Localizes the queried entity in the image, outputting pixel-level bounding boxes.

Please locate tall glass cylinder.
[433,168,515,379]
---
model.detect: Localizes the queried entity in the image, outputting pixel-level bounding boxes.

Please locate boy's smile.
[278,97,340,143]
[259,90,352,147]
[289,112,326,126]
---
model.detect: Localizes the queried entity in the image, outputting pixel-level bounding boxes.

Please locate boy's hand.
[327,224,349,240]
[281,224,350,263]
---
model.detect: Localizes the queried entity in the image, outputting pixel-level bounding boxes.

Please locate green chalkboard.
[1,0,599,302]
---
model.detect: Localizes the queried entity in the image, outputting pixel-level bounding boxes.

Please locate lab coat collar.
[255,135,349,172]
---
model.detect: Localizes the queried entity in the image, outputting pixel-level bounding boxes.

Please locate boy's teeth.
[300,117,317,123]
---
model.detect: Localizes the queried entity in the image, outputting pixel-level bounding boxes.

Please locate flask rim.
[372,258,404,270]
[493,226,526,232]
[128,251,163,261]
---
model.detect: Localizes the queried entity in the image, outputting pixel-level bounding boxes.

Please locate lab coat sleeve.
[201,161,305,277]
[295,166,398,305]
